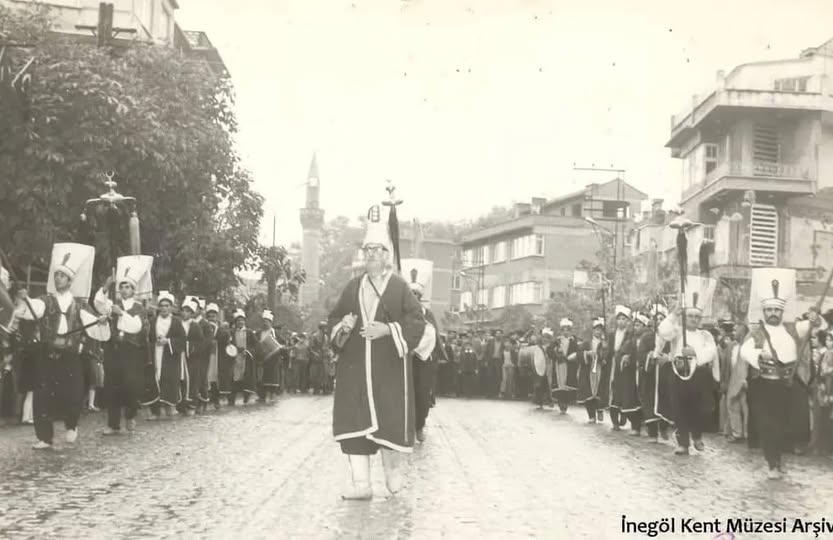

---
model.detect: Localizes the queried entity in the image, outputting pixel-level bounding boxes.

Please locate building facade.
[658,36,833,318]
[457,180,647,324]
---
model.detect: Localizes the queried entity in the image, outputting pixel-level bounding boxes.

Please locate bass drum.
[519,345,547,377]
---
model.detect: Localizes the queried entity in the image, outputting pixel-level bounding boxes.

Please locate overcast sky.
[177,0,833,246]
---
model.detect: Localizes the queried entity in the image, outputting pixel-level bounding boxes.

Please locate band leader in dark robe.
[328,206,425,500]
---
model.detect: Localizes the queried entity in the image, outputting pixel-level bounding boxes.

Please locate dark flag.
[388,204,402,273]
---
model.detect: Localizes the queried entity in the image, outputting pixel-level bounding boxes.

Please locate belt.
[758,361,795,381]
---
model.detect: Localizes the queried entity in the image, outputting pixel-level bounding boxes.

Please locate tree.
[493,305,534,333]
[257,245,305,311]
[0,6,262,298]
[317,215,363,310]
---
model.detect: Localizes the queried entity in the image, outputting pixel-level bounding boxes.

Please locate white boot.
[381,448,404,495]
[342,455,372,500]
[21,392,34,424]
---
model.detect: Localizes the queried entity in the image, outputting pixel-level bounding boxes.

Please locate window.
[602,201,628,218]
[571,203,582,217]
[509,281,543,305]
[476,289,489,308]
[510,234,544,259]
[451,273,462,290]
[753,124,780,171]
[774,77,809,92]
[704,143,718,175]
[460,291,473,311]
[491,285,506,308]
[462,248,473,268]
[492,241,507,263]
[560,207,566,216]
[749,204,778,266]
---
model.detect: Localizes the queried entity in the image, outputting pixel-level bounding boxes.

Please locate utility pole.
[272,214,276,248]
[574,165,627,308]
[76,3,137,47]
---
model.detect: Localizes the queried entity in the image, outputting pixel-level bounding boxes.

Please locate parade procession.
[6,1,833,538]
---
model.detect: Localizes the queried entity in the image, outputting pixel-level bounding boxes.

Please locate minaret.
[299,153,324,305]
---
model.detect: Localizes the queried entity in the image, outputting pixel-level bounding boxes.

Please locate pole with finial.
[382,180,403,273]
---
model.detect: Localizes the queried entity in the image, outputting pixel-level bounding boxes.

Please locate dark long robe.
[328,272,425,453]
[103,297,147,412]
[600,328,633,410]
[183,319,205,406]
[577,336,605,404]
[551,335,579,402]
[147,315,186,407]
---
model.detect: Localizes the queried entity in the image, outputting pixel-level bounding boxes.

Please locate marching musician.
[193,298,214,413]
[739,269,826,479]
[95,261,148,435]
[258,310,282,402]
[204,303,222,409]
[147,291,187,419]
[17,244,110,448]
[577,316,606,423]
[180,296,205,415]
[657,277,719,456]
[601,305,634,431]
[225,309,257,406]
[531,331,553,410]
[551,319,579,415]
[409,279,441,443]
[638,304,671,443]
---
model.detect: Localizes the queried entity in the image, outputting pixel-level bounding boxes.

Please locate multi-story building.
[659,36,833,317]
[3,0,226,73]
[457,179,648,324]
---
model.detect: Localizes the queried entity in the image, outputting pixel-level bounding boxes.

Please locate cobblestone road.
[1,397,832,539]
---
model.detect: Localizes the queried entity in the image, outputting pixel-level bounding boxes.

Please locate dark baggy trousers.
[34,349,84,444]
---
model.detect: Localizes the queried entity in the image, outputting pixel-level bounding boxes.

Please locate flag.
[388,204,402,273]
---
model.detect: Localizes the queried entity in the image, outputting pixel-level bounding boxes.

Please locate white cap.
[635,312,650,326]
[614,305,632,319]
[182,295,200,314]
[592,316,605,328]
[232,308,246,320]
[650,304,668,317]
[559,318,573,328]
[205,303,220,315]
[262,310,274,322]
[157,291,175,305]
[541,327,554,337]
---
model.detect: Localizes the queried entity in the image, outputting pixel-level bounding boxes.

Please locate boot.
[381,448,404,495]
[342,455,372,500]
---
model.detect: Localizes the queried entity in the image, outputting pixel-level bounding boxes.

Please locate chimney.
[513,203,532,218]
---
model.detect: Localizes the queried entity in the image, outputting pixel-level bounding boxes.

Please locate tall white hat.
[682,276,716,316]
[363,205,394,254]
[47,243,95,298]
[748,268,796,323]
[402,258,433,303]
[614,305,632,319]
[182,296,200,314]
[116,255,154,300]
[262,310,274,322]
[157,291,176,306]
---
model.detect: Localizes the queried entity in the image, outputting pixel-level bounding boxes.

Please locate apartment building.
[658,36,833,317]
[457,180,647,323]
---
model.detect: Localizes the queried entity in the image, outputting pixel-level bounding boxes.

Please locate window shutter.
[748,204,778,266]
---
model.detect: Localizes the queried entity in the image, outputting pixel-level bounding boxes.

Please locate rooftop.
[461,214,590,245]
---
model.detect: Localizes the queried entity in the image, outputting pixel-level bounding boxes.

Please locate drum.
[259,334,281,360]
[519,346,547,377]
[225,343,238,358]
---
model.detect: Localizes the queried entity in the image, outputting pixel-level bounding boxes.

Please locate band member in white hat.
[193,298,214,413]
[578,316,607,423]
[147,291,187,419]
[601,305,634,431]
[328,204,426,500]
[95,264,148,435]
[638,304,671,443]
[657,277,719,456]
[739,269,826,479]
[16,244,107,448]
[180,296,205,415]
[408,279,441,443]
[203,303,222,409]
[225,309,257,405]
[551,318,579,414]
[258,309,281,403]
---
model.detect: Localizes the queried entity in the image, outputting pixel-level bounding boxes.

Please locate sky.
[176,0,833,247]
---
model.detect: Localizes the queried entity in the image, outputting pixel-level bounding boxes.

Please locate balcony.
[668,89,833,148]
[681,160,815,212]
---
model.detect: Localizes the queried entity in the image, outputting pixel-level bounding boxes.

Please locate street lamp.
[80,172,141,292]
